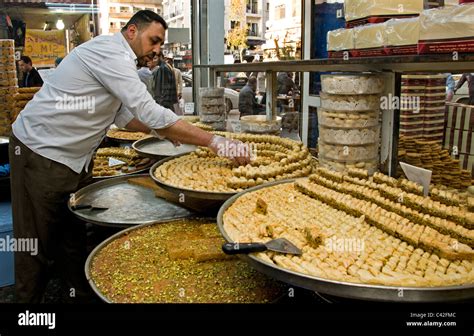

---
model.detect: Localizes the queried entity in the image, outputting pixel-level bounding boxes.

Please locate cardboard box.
[444,127,474,155]
[345,0,424,22]
[419,4,474,54]
[445,103,474,131]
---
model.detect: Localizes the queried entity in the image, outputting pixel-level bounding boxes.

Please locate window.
[120,6,129,13]
[157,9,161,15]
[120,21,126,28]
[247,23,258,36]
[275,4,285,20]
[266,2,270,11]
[145,8,155,12]
[132,6,140,13]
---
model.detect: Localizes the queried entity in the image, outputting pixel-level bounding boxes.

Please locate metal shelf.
[194,54,474,73]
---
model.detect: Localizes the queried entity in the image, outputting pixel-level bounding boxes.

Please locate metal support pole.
[265,70,277,121]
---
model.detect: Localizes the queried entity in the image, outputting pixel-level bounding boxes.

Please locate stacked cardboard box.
[400,74,446,142]
[344,0,426,28]
[444,102,474,178]
[0,39,18,137]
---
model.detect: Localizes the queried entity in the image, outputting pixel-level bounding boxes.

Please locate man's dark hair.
[247,76,257,86]
[121,10,168,32]
[20,55,32,65]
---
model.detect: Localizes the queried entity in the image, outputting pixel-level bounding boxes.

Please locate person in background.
[152,52,178,112]
[138,55,159,95]
[164,54,183,101]
[18,56,43,87]
[454,73,474,105]
[277,72,296,96]
[238,76,265,117]
[54,57,63,68]
[446,74,455,102]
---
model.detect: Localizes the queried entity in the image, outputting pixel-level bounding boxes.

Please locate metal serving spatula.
[222,238,302,255]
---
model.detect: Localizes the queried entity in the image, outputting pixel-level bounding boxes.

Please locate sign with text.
[399,162,432,197]
[24,29,66,68]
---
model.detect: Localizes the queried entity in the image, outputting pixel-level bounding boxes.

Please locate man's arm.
[156,120,213,147]
[454,74,467,92]
[125,118,151,133]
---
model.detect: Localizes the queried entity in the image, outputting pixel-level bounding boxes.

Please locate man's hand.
[208,135,251,166]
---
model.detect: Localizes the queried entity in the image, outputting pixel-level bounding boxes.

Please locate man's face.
[124,21,165,67]
[18,60,31,73]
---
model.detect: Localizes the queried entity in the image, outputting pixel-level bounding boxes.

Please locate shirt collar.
[113,32,138,65]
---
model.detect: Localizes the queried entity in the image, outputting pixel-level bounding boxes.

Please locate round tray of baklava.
[217,175,474,302]
[150,154,238,201]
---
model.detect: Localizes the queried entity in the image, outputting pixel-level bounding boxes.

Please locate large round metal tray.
[106,129,149,143]
[132,137,196,160]
[85,217,286,303]
[92,158,156,180]
[69,174,193,227]
[150,153,237,201]
[217,179,474,303]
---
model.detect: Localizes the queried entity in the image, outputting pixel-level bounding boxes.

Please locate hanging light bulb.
[56,19,65,30]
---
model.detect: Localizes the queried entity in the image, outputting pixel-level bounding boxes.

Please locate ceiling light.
[56,19,65,30]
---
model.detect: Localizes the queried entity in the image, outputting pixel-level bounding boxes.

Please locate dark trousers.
[9,134,94,303]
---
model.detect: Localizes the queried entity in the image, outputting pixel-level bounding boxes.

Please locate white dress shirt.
[13,33,179,174]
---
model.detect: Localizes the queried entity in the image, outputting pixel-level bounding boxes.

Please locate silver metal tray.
[150,154,237,201]
[106,129,148,144]
[92,159,155,180]
[133,137,196,160]
[69,174,193,227]
[84,217,285,303]
[217,179,474,303]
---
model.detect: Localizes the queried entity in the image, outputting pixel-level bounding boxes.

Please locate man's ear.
[124,24,139,40]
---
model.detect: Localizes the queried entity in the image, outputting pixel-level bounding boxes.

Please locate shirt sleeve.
[93,53,179,130]
[114,104,135,129]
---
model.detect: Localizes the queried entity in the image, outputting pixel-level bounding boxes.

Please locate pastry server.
[9,10,250,303]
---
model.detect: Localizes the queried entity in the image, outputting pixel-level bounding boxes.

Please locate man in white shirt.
[9,10,249,303]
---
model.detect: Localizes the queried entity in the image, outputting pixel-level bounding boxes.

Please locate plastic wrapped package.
[320,92,381,111]
[319,143,379,161]
[344,0,424,22]
[420,4,474,41]
[319,125,380,145]
[327,28,355,51]
[354,23,386,49]
[318,109,379,128]
[240,115,282,134]
[321,74,385,95]
[385,17,420,46]
[319,155,379,175]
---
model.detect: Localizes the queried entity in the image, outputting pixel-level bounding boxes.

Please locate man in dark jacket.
[152,52,178,112]
[238,77,264,117]
[18,56,43,87]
